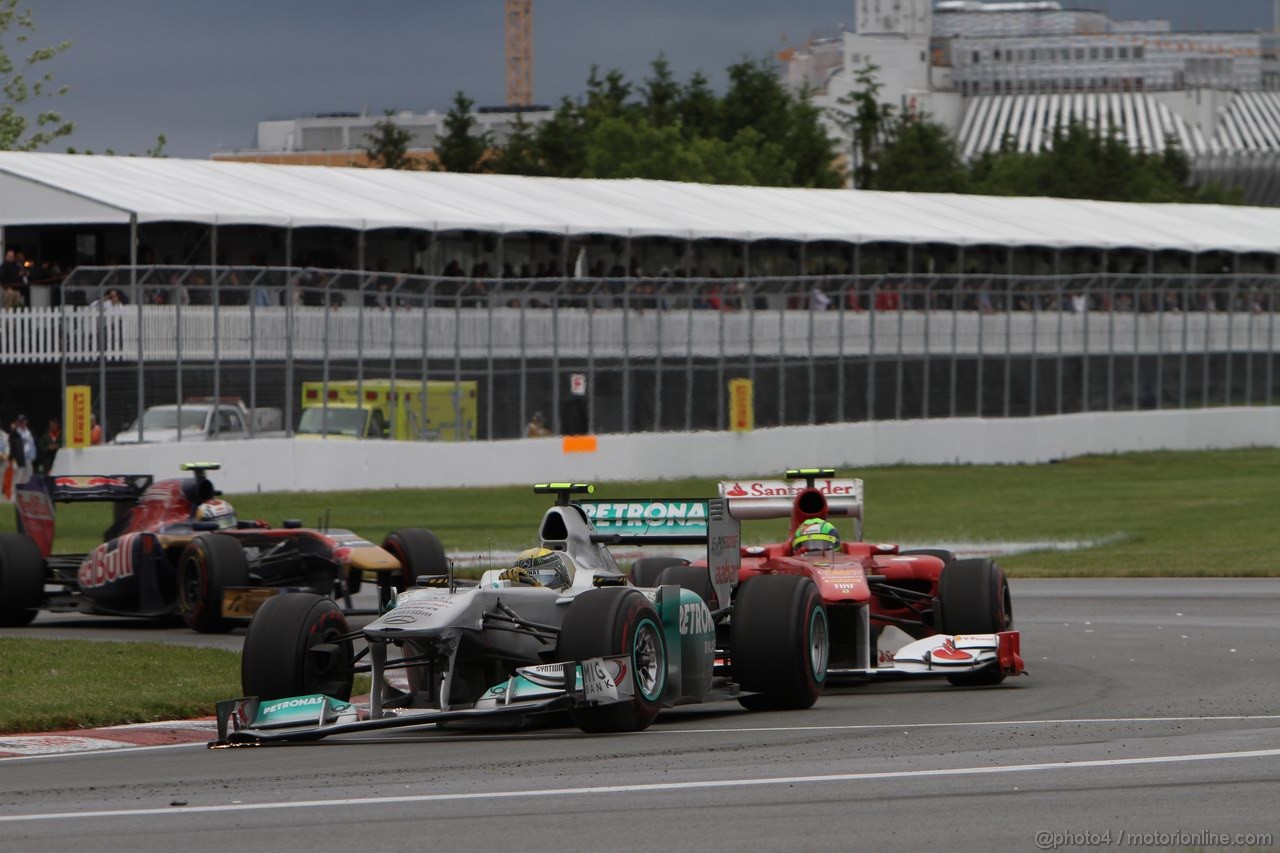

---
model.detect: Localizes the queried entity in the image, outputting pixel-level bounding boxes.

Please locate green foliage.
[486,56,842,188]
[0,638,240,733]
[963,121,1241,203]
[829,65,897,189]
[362,110,415,170]
[433,90,491,173]
[0,0,73,151]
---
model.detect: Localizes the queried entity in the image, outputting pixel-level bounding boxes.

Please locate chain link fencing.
[21,266,1273,443]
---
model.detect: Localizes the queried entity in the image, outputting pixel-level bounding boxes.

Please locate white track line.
[4,713,1279,761]
[2,747,1280,823]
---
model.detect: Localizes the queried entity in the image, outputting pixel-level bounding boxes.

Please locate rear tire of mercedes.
[732,575,828,711]
[382,528,447,590]
[178,533,250,634]
[937,557,1012,687]
[655,563,717,608]
[241,593,354,701]
[629,556,689,588]
[0,534,44,627]
[557,588,666,733]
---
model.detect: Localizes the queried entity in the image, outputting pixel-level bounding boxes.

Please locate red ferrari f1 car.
[631,469,1023,686]
[0,463,439,633]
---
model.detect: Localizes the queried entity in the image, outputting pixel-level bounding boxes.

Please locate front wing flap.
[210,655,633,747]
[830,631,1024,678]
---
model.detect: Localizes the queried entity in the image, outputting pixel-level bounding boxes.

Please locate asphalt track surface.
[1,579,1278,853]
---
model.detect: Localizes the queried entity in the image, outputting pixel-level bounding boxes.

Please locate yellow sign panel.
[729,379,754,432]
[66,385,92,448]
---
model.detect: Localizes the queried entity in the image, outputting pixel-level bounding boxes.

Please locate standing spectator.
[810,284,831,311]
[90,414,104,446]
[38,418,62,474]
[526,411,552,438]
[1,248,23,308]
[0,422,9,501]
[9,414,35,485]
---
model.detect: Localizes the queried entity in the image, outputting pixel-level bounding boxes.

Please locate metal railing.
[13,265,1276,442]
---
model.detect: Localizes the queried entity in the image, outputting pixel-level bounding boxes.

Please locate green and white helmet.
[792,518,840,554]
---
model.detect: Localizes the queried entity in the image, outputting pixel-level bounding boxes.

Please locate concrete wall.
[49,407,1280,495]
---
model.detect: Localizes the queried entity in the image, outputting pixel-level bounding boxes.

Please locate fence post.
[867,277,878,421]
[1225,274,1237,405]
[356,272,366,438]
[284,270,295,438]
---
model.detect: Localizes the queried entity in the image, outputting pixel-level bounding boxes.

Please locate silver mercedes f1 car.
[212,484,830,746]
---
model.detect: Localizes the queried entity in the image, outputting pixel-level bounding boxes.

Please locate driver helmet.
[194,499,238,530]
[504,547,574,591]
[792,518,840,555]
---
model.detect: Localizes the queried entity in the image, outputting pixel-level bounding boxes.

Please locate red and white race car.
[634,469,1023,686]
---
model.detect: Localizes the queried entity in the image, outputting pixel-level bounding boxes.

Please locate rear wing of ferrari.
[718,471,864,540]
[576,497,740,605]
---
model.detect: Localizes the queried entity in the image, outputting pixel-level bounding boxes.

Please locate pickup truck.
[113,400,283,444]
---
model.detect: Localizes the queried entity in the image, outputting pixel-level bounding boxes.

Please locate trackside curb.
[0,718,216,758]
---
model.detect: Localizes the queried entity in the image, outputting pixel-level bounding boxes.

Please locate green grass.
[0,638,240,734]
[5,447,1279,576]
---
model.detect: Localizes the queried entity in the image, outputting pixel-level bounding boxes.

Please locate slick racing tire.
[241,593,354,702]
[557,588,666,733]
[0,533,44,627]
[732,575,828,711]
[937,557,1012,687]
[178,533,250,634]
[655,563,717,609]
[382,528,447,590]
[629,556,689,588]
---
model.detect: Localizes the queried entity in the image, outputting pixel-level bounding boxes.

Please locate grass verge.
[0,638,239,735]
[6,448,1279,576]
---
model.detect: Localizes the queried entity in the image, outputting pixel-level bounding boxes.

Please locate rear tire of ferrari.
[557,588,666,733]
[629,556,689,588]
[0,533,44,627]
[938,557,1012,687]
[382,528,447,590]
[732,575,828,711]
[178,533,249,634]
[241,593,354,701]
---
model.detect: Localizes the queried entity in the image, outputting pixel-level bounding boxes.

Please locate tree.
[362,110,416,170]
[828,65,896,189]
[488,111,542,175]
[485,55,841,188]
[433,91,491,173]
[865,115,969,193]
[0,0,73,151]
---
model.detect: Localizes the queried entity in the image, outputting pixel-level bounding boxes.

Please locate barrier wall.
[49,407,1280,494]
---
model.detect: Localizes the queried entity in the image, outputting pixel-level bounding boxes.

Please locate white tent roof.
[1,151,1278,253]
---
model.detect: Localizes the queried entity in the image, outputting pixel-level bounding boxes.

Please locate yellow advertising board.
[66,385,92,448]
[729,379,754,432]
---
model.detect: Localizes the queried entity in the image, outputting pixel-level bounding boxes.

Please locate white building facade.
[786,1,1280,204]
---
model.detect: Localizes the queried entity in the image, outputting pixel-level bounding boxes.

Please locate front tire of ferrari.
[557,588,666,733]
[241,593,354,701]
[938,557,1012,687]
[732,575,828,711]
[382,528,447,590]
[629,556,689,588]
[0,533,44,627]
[178,533,249,634]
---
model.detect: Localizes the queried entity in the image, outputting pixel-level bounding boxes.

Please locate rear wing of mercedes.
[718,469,864,541]
[574,495,740,606]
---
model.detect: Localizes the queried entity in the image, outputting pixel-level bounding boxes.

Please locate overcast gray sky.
[20,1,1278,158]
